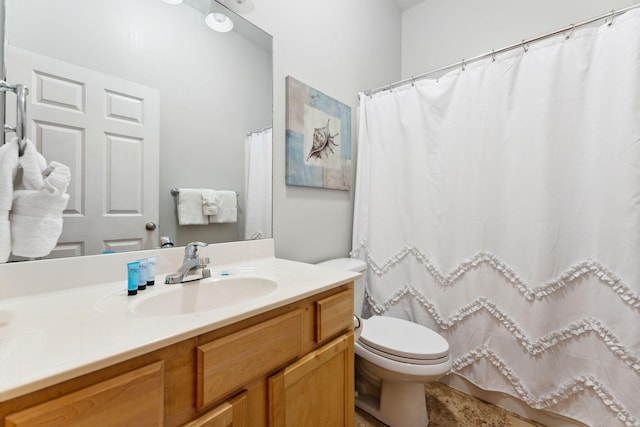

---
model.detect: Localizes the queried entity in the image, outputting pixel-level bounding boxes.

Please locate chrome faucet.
[165,242,212,284]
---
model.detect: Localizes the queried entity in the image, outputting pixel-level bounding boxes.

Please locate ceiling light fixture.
[205,6,234,32]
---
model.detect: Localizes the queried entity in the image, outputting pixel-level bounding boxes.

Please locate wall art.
[285,76,351,190]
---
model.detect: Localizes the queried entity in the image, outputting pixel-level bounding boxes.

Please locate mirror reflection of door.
[7,47,159,258]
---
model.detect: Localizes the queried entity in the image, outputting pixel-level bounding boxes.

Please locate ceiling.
[394,0,426,11]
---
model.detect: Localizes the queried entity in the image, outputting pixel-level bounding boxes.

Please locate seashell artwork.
[285,76,352,190]
[307,119,339,161]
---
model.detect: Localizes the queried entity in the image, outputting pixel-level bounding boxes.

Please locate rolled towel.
[208,191,237,223]
[42,161,71,194]
[10,190,69,258]
[14,139,46,190]
[10,161,71,258]
[201,189,222,216]
[0,140,20,263]
[177,188,208,225]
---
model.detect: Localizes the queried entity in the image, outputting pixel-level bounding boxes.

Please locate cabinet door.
[182,391,248,427]
[268,333,354,427]
[315,289,353,343]
[5,362,164,427]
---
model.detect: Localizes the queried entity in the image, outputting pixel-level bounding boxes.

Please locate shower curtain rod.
[364,3,640,97]
[246,126,272,136]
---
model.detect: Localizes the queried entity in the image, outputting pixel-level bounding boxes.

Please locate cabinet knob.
[146,222,157,231]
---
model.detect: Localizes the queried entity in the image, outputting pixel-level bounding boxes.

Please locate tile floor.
[354,382,544,427]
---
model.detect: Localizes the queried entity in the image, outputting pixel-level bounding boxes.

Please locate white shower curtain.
[353,9,640,427]
[244,128,272,240]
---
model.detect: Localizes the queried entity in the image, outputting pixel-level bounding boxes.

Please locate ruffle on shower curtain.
[352,9,640,427]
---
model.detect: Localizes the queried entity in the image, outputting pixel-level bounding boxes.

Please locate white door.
[7,46,160,258]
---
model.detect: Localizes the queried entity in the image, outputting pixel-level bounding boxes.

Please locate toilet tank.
[316,258,367,317]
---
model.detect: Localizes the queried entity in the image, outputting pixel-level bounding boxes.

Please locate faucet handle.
[184,241,208,262]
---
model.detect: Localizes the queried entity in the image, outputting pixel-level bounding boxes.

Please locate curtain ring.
[461,59,466,71]
[411,76,416,87]
[607,10,615,26]
[491,50,496,62]
[565,24,575,40]
[521,40,528,53]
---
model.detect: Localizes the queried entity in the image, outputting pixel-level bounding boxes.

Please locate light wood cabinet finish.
[182,392,248,427]
[1,283,354,427]
[5,361,164,427]
[315,289,353,343]
[197,309,303,409]
[269,333,355,427]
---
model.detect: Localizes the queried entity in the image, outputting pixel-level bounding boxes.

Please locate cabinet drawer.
[5,361,164,427]
[315,289,353,343]
[197,309,303,409]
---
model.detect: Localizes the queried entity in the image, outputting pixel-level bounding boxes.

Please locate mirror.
[3,0,273,260]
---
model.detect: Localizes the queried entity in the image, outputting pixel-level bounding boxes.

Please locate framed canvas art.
[285,76,351,190]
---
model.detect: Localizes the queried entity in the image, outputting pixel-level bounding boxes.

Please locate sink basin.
[134,276,278,316]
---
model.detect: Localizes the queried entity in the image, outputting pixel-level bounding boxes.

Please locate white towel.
[10,141,71,258]
[14,140,47,190]
[208,191,237,223]
[201,189,222,216]
[0,139,20,262]
[177,188,208,225]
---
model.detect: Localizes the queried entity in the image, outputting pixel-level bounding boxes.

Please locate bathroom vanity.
[0,240,358,426]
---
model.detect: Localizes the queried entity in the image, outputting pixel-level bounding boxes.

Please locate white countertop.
[0,254,358,402]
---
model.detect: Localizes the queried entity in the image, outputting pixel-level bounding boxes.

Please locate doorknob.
[146,222,157,231]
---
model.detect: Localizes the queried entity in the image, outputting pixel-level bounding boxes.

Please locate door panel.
[7,46,159,257]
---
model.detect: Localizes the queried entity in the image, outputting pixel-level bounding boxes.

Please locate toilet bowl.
[317,258,451,427]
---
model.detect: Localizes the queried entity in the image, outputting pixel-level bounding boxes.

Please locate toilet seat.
[359,316,449,365]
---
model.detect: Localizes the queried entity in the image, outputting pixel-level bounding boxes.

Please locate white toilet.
[317,258,452,427]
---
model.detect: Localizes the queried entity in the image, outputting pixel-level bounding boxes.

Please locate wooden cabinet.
[4,362,164,427]
[269,333,354,427]
[315,290,353,344]
[197,310,303,410]
[0,283,354,427]
[182,392,248,427]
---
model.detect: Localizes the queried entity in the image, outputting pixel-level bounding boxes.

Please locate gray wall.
[248,0,403,263]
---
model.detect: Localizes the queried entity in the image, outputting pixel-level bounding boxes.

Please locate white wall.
[245,0,402,263]
[402,0,640,78]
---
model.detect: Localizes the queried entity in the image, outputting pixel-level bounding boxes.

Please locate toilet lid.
[359,316,449,361]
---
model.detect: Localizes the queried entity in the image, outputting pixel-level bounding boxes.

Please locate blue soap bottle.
[137,258,148,291]
[127,261,140,295]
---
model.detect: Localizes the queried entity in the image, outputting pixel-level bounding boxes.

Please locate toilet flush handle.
[354,315,363,340]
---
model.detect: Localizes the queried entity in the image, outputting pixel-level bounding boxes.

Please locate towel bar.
[0,80,29,156]
[171,188,238,197]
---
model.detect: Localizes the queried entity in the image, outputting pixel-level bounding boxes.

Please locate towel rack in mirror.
[0,80,28,156]
[171,187,238,197]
